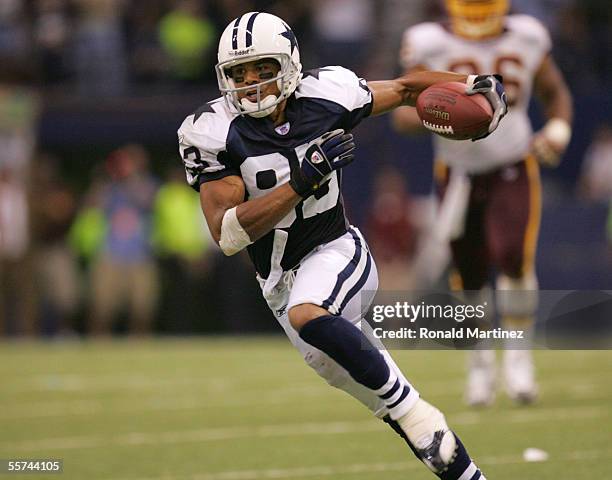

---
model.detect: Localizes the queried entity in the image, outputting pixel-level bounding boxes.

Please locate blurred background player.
[365,165,419,290]
[392,0,573,406]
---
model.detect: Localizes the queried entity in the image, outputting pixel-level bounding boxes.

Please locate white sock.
[397,398,457,471]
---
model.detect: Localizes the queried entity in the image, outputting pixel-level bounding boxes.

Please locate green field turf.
[1,338,611,479]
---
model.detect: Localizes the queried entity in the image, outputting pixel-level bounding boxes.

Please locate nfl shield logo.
[311,151,324,164]
[275,122,291,135]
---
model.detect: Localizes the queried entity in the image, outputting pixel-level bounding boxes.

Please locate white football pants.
[257,226,419,418]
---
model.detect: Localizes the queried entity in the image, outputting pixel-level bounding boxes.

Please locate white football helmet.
[215,12,302,118]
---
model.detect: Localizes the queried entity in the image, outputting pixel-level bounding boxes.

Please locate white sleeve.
[177,103,238,191]
[399,23,442,70]
[507,15,552,57]
[296,66,373,125]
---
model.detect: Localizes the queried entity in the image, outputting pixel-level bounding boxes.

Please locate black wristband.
[289,170,313,198]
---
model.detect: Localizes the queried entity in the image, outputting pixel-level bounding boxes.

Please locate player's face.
[229,59,281,102]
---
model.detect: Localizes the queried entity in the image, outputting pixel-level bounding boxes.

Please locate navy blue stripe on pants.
[321,228,363,313]
[338,247,372,315]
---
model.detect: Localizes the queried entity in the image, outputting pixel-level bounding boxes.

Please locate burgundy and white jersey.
[401,15,551,173]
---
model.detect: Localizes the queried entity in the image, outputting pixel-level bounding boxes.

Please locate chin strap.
[241,94,279,118]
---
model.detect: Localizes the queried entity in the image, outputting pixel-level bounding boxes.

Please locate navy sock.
[438,434,480,480]
[384,415,482,480]
[298,315,390,390]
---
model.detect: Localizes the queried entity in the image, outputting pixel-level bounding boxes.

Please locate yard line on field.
[113,448,612,480]
[148,461,417,480]
[5,373,335,395]
[2,390,605,422]
[453,404,608,425]
[0,400,103,418]
[9,374,236,393]
[565,382,612,401]
[4,377,196,393]
[3,404,608,452]
[5,369,609,397]
[4,375,608,420]
[0,385,333,419]
[2,420,381,452]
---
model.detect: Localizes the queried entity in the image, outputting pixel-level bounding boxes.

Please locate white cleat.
[465,350,496,407]
[397,398,457,473]
[503,349,538,404]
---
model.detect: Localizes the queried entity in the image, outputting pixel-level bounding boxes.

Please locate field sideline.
[1,338,611,479]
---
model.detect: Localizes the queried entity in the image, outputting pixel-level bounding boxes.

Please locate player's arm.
[389,65,430,134]
[199,130,355,256]
[368,70,468,115]
[531,54,573,167]
[372,70,507,139]
[200,176,301,255]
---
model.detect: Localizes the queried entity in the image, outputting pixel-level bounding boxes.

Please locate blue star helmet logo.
[279,24,298,55]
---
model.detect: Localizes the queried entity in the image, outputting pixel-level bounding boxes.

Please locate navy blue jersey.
[178,66,373,277]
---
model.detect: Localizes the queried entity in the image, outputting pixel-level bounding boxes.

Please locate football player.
[179,12,507,479]
[392,0,573,406]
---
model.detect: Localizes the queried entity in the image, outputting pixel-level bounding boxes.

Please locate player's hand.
[289,129,355,197]
[530,132,562,167]
[465,74,508,141]
[530,119,572,168]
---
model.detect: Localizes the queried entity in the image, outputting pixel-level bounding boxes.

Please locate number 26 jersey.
[400,15,552,173]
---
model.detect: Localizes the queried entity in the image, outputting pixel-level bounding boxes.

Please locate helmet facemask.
[216,53,301,118]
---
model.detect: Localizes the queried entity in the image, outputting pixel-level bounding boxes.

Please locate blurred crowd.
[0,0,610,92]
[1,136,276,336]
[0,0,611,337]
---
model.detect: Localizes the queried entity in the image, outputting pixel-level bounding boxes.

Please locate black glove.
[465,74,508,141]
[289,129,355,197]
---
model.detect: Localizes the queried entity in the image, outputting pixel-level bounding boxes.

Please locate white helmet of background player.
[445,0,510,40]
[215,12,302,118]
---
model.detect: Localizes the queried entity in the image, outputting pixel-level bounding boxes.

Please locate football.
[416,82,493,140]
